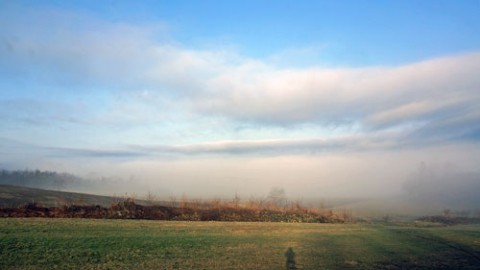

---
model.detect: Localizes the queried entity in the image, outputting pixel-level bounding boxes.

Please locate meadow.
[1,218,480,269]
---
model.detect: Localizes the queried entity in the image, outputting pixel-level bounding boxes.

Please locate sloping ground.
[0,184,138,207]
[417,215,480,225]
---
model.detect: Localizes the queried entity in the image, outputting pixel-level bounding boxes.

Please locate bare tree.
[179,194,188,209]
[145,191,157,206]
[267,187,287,208]
[169,195,177,208]
[232,192,241,209]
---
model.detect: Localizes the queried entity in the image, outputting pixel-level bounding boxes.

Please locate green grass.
[1,219,480,269]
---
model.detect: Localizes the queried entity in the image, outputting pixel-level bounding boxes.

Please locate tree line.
[0,169,81,190]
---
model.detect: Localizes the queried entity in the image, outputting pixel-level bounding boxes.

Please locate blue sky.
[1,1,480,197]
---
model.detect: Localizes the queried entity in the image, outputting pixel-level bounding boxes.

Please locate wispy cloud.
[43,146,146,159]
[15,130,427,159]
[196,52,480,127]
[131,132,403,156]
[1,130,405,160]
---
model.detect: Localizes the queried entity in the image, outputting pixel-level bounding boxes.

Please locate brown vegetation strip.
[0,198,351,223]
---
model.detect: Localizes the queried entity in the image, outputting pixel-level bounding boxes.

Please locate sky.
[1,0,480,198]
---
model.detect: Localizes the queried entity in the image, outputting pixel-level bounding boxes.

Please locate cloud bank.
[1,7,480,157]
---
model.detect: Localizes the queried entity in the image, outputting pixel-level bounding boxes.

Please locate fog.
[3,143,479,215]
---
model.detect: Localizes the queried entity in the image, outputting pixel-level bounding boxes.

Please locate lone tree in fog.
[145,191,157,206]
[267,187,287,208]
[402,162,432,198]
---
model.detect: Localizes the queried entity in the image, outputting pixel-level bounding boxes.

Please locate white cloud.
[195,53,480,127]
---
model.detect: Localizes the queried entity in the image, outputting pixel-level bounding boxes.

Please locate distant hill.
[0,184,149,208]
[0,169,164,196]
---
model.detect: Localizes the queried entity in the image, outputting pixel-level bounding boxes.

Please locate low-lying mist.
[2,149,479,218]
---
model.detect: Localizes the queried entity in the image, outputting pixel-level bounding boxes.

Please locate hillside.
[0,184,144,207]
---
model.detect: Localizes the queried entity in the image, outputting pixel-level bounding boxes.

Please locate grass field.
[1,219,480,269]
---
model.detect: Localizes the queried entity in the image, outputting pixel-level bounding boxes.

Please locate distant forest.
[0,169,81,190]
[0,169,155,195]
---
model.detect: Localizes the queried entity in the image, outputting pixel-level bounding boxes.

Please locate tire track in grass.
[411,231,480,262]
[384,227,480,268]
